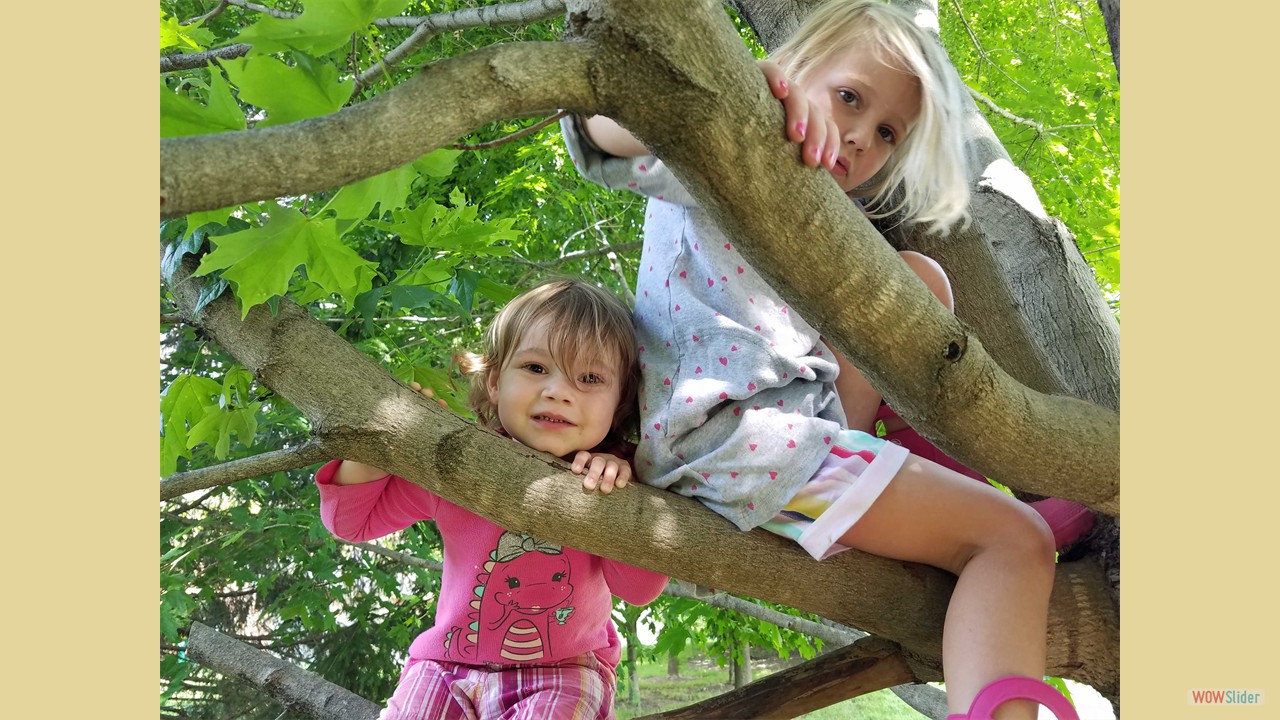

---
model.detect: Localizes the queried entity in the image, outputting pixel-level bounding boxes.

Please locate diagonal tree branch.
[161,43,252,73]
[161,41,595,218]
[182,0,231,26]
[185,622,380,720]
[161,442,333,501]
[355,0,568,91]
[162,248,1119,696]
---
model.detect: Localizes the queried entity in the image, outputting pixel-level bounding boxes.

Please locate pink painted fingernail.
[796,122,805,138]
[779,79,788,92]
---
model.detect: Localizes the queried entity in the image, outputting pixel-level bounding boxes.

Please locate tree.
[160,0,1119,716]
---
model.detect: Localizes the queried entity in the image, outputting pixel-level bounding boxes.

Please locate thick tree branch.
[570,0,1117,513]
[162,250,1119,695]
[160,442,333,501]
[161,42,595,218]
[185,622,380,720]
[160,43,252,73]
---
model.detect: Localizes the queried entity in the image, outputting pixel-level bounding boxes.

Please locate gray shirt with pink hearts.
[562,118,846,531]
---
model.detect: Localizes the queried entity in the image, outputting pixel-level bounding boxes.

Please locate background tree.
[159,0,1119,717]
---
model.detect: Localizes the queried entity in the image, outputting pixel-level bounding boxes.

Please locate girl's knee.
[1000,500,1057,568]
[898,250,954,311]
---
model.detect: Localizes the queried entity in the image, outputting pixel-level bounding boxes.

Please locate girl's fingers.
[758,60,789,100]
[803,111,829,167]
[572,450,591,475]
[823,116,841,170]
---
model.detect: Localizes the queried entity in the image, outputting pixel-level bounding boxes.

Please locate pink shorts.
[760,428,909,560]
[380,652,616,720]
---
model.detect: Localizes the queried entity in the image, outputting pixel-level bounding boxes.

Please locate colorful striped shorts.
[760,428,909,560]
[380,651,616,720]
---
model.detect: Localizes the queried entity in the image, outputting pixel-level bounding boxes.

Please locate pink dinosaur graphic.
[444,532,576,662]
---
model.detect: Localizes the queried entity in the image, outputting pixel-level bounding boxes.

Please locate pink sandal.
[947,676,1079,720]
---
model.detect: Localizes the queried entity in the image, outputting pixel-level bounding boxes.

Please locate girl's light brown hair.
[456,279,640,442]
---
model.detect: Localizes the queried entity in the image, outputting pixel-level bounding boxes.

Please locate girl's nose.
[844,121,869,151]
[542,376,573,402]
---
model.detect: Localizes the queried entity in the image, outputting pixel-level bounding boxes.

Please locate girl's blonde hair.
[456,278,640,442]
[772,0,970,234]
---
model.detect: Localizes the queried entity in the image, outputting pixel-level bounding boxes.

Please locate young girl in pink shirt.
[317,279,667,719]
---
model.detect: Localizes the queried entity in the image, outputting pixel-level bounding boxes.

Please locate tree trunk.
[624,613,641,706]
[668,652,680,678]
[1097,0,1120,81]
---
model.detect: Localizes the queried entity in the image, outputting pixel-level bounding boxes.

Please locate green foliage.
[938,0,1120,295]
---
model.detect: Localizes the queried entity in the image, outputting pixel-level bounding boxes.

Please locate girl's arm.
[601,560,669,607]
[582,116,650,158]
[316,460,440,542]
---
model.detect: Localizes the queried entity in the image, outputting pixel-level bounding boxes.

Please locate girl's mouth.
[532,414,574,427]
[833,158,850,177]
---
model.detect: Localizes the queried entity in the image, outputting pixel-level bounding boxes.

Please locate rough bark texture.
[163,252,1120,696]
[185,622,380,720]
[161,42,595,218]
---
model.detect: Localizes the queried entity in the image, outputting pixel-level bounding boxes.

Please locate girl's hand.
[758,60,840,171]
[409,381,449,409]
[571,451,632,494]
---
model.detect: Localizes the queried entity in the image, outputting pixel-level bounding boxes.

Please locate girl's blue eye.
[838,89,858,106]
[878,126,897,143]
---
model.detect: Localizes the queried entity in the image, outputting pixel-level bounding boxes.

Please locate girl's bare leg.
[827,250,956,434]
[838,455,1056,720]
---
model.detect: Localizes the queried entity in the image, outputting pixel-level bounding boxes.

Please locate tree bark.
[185,622,380,720]
[163,250,1120,697]
[1097,0,1119,81]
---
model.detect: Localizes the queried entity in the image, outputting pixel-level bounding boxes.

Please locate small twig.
[1082,243,1119,256]
[451,111,569,151]
[182,0,230,26]
[514,241,643,269]
[949,0,1028,92]
[339,539,444,572]
[161,43,252,73]
[968,87,1091,136]
[224,0,296,19]
[161,442,333,501]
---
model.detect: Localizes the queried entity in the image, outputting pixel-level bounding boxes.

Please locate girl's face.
[801,43,922,193]
[487,318,623,458]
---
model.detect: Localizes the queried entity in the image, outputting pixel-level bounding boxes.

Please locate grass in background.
[615,652,923,719]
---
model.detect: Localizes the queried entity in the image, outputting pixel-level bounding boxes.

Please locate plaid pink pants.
[379,652,617,720]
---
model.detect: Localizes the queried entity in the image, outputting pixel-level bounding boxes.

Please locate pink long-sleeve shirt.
[316,460,668,668]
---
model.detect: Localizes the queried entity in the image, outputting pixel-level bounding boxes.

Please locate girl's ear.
[486,370,501,407]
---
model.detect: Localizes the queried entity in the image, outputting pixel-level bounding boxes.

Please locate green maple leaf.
[194,204,376,316]
[160,71,246,138]
[234,0,411,57]
[223,54,352,128]
[323,162,419,224]
[161,10,215,52]
[160,375,223,475]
